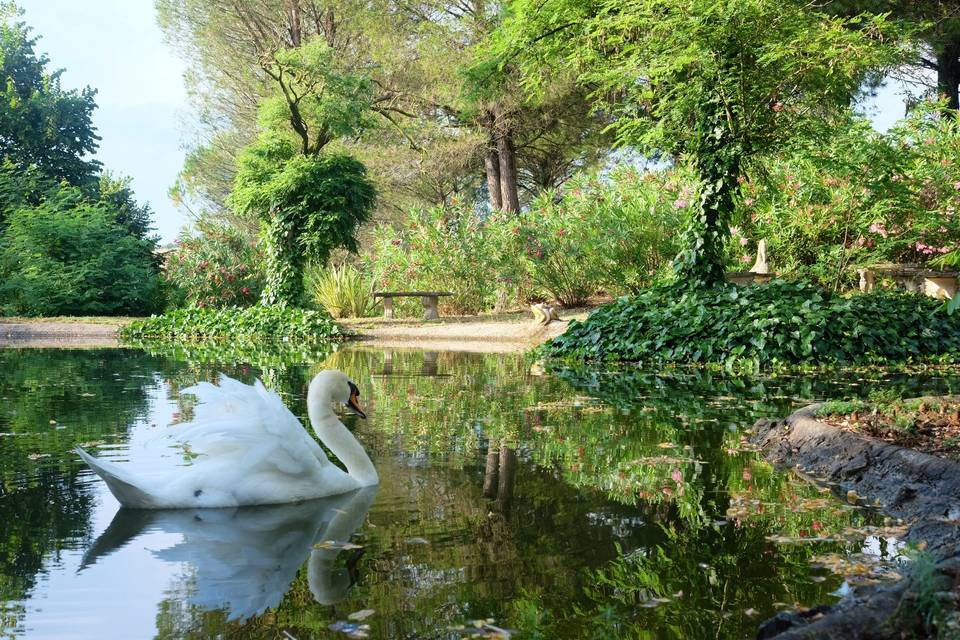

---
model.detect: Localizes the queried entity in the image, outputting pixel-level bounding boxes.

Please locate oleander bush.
[366,167,686,314]
[367,204,512,315]
[120,304,347,342]
[543,281,960,368]
[162,220,264,309]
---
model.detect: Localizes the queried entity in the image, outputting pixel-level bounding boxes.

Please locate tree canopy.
[487,0,905,285]
[0,3,101,186]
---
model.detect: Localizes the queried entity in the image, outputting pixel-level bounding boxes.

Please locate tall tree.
[494,0,903,286]
[0,3,101,186]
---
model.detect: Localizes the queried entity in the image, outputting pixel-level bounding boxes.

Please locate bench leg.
[422,296,439,320]
[382,297,394,319]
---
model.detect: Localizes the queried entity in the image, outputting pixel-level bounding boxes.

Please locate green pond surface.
[0,346,954,640]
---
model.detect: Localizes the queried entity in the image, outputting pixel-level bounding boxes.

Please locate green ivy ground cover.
[119,305,348,343]
[543,281,960,370]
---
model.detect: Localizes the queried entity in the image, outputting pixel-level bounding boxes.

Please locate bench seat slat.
[373,291,453,297]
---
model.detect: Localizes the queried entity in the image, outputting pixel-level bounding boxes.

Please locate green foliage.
[230,147,377,306]
[119,304,346,343]
[898,546,955,638]
[0,7,101,186]
[0,190,161,316]
[492,0,905,286]
[815,400,868,417]
[519,167,685,304]
[257,38,375,155]
[367,204,511,315]
[543,281,960,368]
[307,263,379,319]
[96,172,156,241]
[368,167,685,313]
[162,220,264,309]
[732,105,960,289]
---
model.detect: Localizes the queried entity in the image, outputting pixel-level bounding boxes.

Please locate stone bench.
[857,264,959,299]
[372,291,453,320]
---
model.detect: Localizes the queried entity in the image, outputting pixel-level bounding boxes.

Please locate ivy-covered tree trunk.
[259,215,304,307]
[674,101,743,288]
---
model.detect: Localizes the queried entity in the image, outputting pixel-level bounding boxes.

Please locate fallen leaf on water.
[811,552,903,585]
[348,609,375,621]
[404,537,429,545]
[28,453,50,460]
[449,618,513,639]
[657,442,675,449]
[744,608,758,617]
[78,440,106,448]
[314,540,363,550]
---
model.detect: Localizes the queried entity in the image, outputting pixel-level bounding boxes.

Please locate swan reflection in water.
[80,486,377,621]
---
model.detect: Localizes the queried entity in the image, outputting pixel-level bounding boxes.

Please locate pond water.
[1,346,958,640]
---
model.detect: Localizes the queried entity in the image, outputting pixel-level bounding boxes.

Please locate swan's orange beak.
[346,385,366,419]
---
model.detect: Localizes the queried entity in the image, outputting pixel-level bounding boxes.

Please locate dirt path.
[1,308,586,352]
[0,320,123,348]
[341,311,584,353]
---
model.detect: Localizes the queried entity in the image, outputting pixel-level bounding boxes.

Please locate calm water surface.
[1,346,957,639]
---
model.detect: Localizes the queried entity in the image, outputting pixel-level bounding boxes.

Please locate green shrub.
[366,167,685,314]
[120,304,346,342]
[366,204,511,315]
[308,263,378,318]
[731,105,960,289]
[162,220,264,309]
[543,281,960,368]
[519,166,686,304]
[0,193,161,316]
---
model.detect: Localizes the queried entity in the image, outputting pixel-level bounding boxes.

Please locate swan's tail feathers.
[75,447,159,509]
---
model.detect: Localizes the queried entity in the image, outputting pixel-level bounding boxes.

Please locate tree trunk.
[938,37,960,113]
[484,145,503,211]
[285,0,302,46]
[675,102,741,288]
[496,128,520,214]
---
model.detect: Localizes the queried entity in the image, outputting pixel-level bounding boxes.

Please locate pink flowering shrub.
[365,203,511,315]
[163,221,265,309]
[728,104,960,288]
[516,166,686,304]
[365,167,687,313]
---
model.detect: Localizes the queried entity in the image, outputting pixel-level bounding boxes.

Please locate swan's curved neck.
[307,379,378,486]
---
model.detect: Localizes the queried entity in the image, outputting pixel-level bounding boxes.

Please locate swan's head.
[310,370,366,419]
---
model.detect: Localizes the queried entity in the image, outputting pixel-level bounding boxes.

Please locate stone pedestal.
[422,296,439,320]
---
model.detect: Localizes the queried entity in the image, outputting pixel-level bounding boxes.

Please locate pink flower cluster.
[868,222,888,238]
[916,242,950,256]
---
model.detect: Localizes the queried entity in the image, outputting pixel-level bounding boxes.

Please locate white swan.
[75,370,378,509]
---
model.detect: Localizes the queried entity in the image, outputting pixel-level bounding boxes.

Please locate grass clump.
[543,281,960,369]
[308,263,379,319]
[815,400,868,417]
[119,305,347,343]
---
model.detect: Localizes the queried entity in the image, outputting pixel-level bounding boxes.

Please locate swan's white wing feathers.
[177,375,331,476]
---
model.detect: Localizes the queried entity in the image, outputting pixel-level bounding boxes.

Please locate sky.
[15,1,922,245]
[19,0,189,245]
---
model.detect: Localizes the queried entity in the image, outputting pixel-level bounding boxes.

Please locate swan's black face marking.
[194,489,203,497]
[346,381,366,419]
